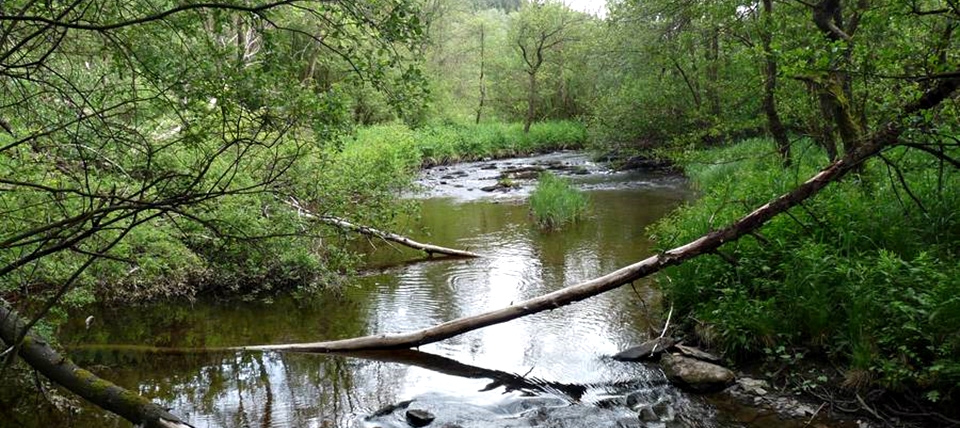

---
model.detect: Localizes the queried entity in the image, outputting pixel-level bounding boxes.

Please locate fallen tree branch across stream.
[288,197,481,258]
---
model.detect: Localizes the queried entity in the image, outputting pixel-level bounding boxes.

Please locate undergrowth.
[650,137,960,404]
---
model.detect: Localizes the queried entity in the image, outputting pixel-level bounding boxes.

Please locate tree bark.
[288,199,481,258]
[0,301,194,428]
[812,0,863,155]
[524,69,537,133]
[760,0,791,165]
[476,24,486,125]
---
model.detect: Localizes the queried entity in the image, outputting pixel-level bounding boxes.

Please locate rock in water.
[660,354,735,392]
[674,344,722,362]
[405,409,436,427]
[612,337,676,361]
[638,406,659,422]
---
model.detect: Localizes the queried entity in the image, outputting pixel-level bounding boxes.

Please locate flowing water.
[45,152,834,428]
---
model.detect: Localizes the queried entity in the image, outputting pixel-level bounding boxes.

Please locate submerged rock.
[639,406,659,422]
[612,337,676,361]
[660,354,735,393]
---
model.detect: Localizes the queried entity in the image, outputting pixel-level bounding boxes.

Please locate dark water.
[43,153,820,427]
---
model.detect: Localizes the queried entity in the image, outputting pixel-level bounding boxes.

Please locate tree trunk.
[812,0,862,155]
[524,69,538,133]
[807,79,840,161]
[476,24,486,125]
[0,301,193,428]
[288,199,481,258]
[760,0,791,166]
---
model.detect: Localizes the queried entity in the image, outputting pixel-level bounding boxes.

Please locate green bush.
[650,138,960,398]
[529,172,589,229]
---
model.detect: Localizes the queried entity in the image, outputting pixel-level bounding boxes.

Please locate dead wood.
[288,198,481,258]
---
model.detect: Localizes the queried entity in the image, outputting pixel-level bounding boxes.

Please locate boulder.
[660,354,735,393]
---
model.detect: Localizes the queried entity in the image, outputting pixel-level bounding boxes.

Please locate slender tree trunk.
[476,24,486,124]
[672,58,702,110]
[760,0,791,165]
[524,69,537,133]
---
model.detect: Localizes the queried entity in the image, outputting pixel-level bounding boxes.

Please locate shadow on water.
[35,152,830,427]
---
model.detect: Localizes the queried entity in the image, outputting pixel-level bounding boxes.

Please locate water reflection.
[60,159,702,427]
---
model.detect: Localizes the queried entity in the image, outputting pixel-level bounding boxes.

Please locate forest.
[0,0,958,427]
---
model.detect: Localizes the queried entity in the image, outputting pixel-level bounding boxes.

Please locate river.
[48,152,823,428]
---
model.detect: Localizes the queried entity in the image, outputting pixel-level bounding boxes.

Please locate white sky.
[564,0,608,17]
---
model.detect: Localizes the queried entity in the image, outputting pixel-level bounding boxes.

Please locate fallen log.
[0,301,194,428]
[288,198,480,258]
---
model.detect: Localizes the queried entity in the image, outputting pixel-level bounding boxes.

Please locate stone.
[405,409,435,427]
[625,391,648,409]
[737,377,771,396]
[651,401,674,421]
[612,337,676,361]
[660,354,735,393]
[674,344,721,363]
[639,406,659,422]
[615,416,643,428]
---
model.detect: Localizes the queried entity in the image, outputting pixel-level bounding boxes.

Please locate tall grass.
[650,138,960,398]
[529,172,589,229]
[347,120,588,167]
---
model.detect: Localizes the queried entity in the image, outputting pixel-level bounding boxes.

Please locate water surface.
[55,153,739,427]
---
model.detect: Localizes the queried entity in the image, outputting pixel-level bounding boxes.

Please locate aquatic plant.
[529,172,589,229]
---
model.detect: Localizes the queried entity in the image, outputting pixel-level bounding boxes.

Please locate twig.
[857,393,893,428]
[659,305,674,339]
[804,402,827,427]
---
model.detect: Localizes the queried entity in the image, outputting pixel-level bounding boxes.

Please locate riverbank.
[649,137,960,425]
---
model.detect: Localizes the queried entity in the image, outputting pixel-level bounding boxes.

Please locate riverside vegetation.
[651,139,960,407]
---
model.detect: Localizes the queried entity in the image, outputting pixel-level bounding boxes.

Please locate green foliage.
[529,172,589,229]
[650,138,960,398]
[0,0,431,306]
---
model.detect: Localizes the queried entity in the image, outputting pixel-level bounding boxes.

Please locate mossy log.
[0,301,193,428]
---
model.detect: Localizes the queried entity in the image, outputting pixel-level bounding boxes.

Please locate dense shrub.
[650,138,960,399]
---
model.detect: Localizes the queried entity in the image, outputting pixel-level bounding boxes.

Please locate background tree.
[511,1,583,132]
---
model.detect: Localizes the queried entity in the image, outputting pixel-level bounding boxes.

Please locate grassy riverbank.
[349,120,588,167]
[650,138,960,408]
